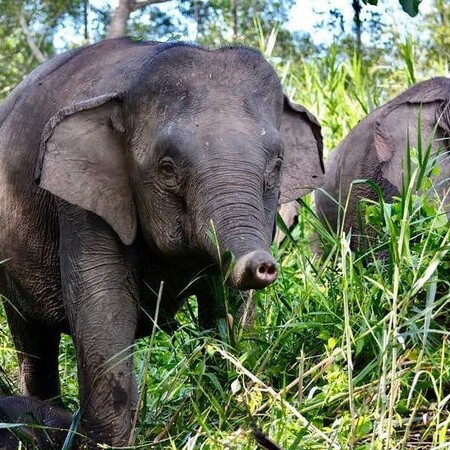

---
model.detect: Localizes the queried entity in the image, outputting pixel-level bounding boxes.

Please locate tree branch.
[130,0,172,12]
[19,10,48,63]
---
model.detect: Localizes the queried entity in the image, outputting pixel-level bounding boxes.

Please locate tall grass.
[1,34,450,449]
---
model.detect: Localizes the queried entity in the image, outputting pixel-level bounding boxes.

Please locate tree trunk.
[106,0,172,40]
[352,0,362,56]
[83,0,89,42]
[194,0,200,39]
[231,0,238,41]
[106,0,132,39]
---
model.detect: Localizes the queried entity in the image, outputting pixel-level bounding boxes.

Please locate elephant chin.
[228,250,278,290]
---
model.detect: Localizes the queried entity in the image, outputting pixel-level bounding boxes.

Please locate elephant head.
[36,44,323,290]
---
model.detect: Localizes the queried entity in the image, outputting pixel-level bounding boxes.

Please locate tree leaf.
[363,0,421,17]
[399,0,422,17]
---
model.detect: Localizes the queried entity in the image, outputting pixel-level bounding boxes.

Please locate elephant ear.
[35,94,137,246]
[279,96,324,204]
[374,99,450,190]
[374,77,450,165]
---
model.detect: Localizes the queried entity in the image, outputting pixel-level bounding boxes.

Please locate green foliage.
[0,0,87,99]
[0,305,16,397]
[398,0,422,17]
[0,0,302,100]
[178,0,300,58]
[88,2,186,43]
[423,0,450,64]
[363,0,422,17]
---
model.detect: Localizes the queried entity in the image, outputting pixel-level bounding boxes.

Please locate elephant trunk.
[189,165,278,290]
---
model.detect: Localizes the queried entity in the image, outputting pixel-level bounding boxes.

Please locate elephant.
[0,396,72,449]
[316,77,450,244]
[0,38,324,447]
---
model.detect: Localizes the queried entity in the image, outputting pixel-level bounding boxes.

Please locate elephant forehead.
[155,46,279,83]
[133,46,283,109]
[160,115,279,150]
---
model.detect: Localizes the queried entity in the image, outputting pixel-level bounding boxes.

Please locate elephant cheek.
[141,201,189,256]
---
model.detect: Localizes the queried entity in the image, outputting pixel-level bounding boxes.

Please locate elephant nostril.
[258,263,276,275]
[256,262,277,282]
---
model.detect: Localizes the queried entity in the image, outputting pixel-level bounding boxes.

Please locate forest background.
[1,1,450,449]
[0,0,445,100]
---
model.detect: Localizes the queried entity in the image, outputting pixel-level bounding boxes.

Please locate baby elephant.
[0,38,323,448]
[0,396,72,449]
[316,77,450,241]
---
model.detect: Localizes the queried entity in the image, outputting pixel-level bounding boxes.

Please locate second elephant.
[316,77,450,242]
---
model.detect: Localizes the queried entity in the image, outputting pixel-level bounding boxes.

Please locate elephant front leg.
[58,203,139,448]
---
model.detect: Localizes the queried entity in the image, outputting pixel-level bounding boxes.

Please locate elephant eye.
[160,157,176,175]
[158,156,179,186]
[265,157,282,191]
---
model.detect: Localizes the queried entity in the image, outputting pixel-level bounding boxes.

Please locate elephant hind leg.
[2,298,61,404]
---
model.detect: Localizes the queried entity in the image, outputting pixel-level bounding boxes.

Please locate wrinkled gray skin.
[0,396,72,449]
[316,77,450,243]
[0,38,324,447]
